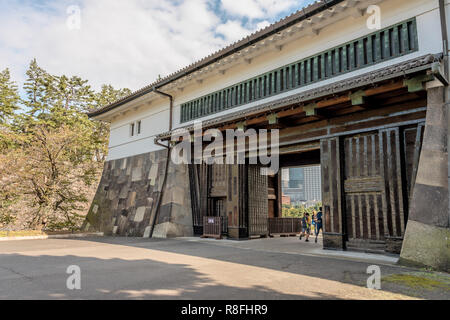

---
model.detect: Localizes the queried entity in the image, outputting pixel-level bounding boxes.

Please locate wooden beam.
[285,116,324,126]
[219,123,238,130]
[364,81,404,96]
[246,115,268,126]
[277,106,305,118]
[329,105,366,116]
[316,95,351,108]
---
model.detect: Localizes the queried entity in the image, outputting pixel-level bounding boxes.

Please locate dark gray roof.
[88,0,346,117]
[156,54,441,140]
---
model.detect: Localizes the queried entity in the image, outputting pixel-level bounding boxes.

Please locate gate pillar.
[400,86,450,272]
[321,137,346,250]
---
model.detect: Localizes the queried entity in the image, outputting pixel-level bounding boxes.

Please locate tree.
[92,84,131,111]
[0,59,131,231]
[0,68,20,124]
[22,59,53,118]
[2,125,99,230]
[0,146,19,230]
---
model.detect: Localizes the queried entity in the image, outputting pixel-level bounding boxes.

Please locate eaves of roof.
[155,54,441,140]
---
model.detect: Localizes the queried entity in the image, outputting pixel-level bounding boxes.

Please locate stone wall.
[83,149,193,238]
[400,86,450,272]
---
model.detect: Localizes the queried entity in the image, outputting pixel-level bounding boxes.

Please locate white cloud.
[256,20,272,30]
[1,0,228,91]
[221,0,301,19]
[0,0,308,93]
[216,20,255,43]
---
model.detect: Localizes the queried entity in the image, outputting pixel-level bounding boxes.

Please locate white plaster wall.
[107,107,169,160]
[106,0,445,161]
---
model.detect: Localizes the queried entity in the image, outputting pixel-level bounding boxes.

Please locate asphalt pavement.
[0,236,448,300]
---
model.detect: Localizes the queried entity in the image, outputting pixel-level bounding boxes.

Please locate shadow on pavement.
[0,236,448,299]
[0,253,345,300]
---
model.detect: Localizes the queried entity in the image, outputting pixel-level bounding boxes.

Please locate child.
[299,212,311,242]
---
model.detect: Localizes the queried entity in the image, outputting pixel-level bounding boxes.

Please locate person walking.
[311,211,316,235]
[299,212,311,242]
[315,207,323,243]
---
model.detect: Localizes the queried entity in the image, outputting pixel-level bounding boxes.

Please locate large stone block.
[119,184,130,199]
[85,149,193,239]
[148,164,159,186]
[400,220,450,272]
[134,206,146,223]
[143,226,151,238]
[400,86,450,272]
[131,167,143,182]
[121,158,127,170]
[152,221,194,238]
[323,232,344,250]
[127,192,137,207]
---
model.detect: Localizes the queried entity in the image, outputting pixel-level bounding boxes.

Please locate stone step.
[346,247,387,255]
[347,238,385,244]
[347,239,386,250]
[347,244,386,250]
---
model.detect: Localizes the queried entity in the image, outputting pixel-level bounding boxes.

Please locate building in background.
[282,166,321,205]
[304,166,322,202]
[281,195,291,206]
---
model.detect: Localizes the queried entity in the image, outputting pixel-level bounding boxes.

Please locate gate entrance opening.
[186,77,428,254]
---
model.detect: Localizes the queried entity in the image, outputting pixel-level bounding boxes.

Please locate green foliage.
[382,273,450,291]
[46,212,85,232]
[0,213,16,229]
[92,85,132,111]
[282,201,322,218]
[0,59,130,231]
[0,68,20,124]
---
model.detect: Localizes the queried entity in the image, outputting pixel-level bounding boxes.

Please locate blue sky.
[0,0,315,92]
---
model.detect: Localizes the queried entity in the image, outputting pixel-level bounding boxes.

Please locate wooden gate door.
[321,137,345,249]
[189,163,209,235]
[321,126,423,253]
[343,131,388,251]
[247,165,269,238]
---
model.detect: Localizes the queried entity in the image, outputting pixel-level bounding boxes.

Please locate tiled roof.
[155,54,441,140]
[88,0,346,117]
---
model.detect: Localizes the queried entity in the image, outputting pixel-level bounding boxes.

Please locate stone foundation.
[83,149,193,238]
[400,87,450,271]
[323,232,344,250]
[400,220,450,272]
[385,237,403,254]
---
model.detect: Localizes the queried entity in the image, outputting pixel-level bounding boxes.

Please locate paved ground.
[0,236,448,300]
